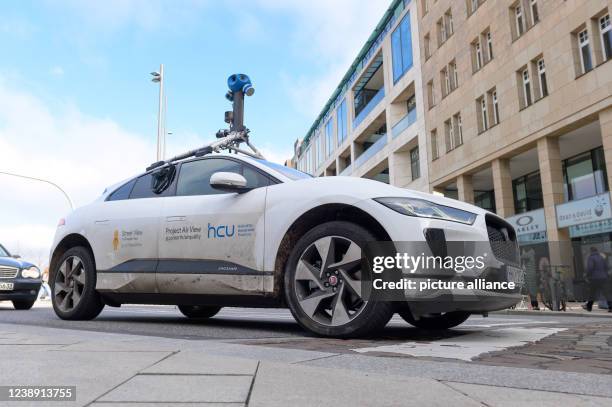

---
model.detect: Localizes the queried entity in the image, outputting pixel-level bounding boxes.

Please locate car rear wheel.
[52,247,104,320]
[12,298,36,310]
[284,221,393,338]
[399,309,470,329]
[178,305,222,319]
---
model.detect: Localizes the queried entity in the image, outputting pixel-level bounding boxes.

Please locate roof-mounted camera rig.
[146,73,264,172]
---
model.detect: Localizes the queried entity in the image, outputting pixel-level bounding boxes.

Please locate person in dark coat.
[583,247,612,312]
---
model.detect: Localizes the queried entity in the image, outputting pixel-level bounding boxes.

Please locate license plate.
[506,266,524,286]
[0,282,14,291]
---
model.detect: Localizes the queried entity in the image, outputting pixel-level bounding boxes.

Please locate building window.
[474,40,483,70]
[477,96,488,132]
[578,29,593,74]
[453,113,463,147]
[337,99,347,145]
[472,29,492,72]
[513,171,543,214]
[427,79,436,108]
[424,33,431,59]
[391,12,414,82]
[319,133,325,167]
[441,67,450,97]
[536,58,548,98]
[600,14,612,61]
[437,18,447,45]
[530,0,539,25]
[449,60,458,90]
[410,146,420,180]
[445,9,454,37]
[563,147,609,201]
[486,30,493,61]
[474,190,496,212]
[515,4,525,37]
[522,68,532,107]
[444,119,454,152]
[325,118,334,158]
[303,146,312,174]
[468,0,480,16]
[491,89,500,125]
[431,129,439,160]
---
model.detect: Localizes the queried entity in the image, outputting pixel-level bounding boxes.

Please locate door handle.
[94,220,109,224]
[166,216,186,222]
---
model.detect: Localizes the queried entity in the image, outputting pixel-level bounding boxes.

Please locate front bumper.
[0,279,41,301]
[402,266,522,316]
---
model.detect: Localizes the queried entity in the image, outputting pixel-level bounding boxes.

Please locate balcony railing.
[354,135,388,169]
[353,88,385,129]
[339,163,353,176]
[391,107,417,138]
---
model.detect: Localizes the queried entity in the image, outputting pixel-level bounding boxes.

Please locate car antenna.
[146,73,265,172]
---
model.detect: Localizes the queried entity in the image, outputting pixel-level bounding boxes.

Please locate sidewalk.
[495,301,612,318]
[2,322,612,406]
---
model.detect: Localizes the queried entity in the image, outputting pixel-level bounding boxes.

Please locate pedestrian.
[582,247,612,312]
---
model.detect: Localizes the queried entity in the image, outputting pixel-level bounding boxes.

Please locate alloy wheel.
[54,256,86,312]
[293,236,366,326]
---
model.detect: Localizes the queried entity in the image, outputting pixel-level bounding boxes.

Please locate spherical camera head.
[227,74,254,97]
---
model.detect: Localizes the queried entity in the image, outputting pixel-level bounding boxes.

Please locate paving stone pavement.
[240,321,612,375]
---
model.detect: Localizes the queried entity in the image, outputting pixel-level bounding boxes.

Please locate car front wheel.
[51,246,104,320]
[284,221,393,338]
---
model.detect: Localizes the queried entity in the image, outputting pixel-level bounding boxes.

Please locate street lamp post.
[0,171,74,210]
[150,64,165,161]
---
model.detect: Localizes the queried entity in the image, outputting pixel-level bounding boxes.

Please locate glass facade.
[474,190,496,212]
[325,118,334,157]
[337,99,348,145]
[513,171,544,214]
[563,147,608,201]
[391,12,413,83]
[410,146,420,180]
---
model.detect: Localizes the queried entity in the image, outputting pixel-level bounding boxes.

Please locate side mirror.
[12,254,21,259]
[210,172,250,193]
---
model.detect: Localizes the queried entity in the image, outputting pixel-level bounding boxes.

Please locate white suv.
[49,153,521,337]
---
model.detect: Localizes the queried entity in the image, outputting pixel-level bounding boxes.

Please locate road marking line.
[352,327,566,361]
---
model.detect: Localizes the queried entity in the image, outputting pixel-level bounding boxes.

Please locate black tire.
[12,298,36,310]
[399,309,470,329]
[284,221,393,338]
[51,246,104,320]
[178,305,222,319]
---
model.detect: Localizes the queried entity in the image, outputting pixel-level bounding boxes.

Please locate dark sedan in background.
[0,243,41,309]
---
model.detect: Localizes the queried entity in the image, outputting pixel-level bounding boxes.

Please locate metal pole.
[0,171,74,210]
[163,91,168,159]
[156,64,164,161]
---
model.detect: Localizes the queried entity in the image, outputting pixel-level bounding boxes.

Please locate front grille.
[0,266,18,279]
[486,214,519,265]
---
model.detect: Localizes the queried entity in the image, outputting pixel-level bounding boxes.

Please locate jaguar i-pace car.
[49,153,521,337]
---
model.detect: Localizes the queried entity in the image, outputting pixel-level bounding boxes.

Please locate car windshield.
[255,159,312,181]
[0,245,10,257]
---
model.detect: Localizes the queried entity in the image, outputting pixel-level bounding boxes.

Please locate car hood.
[295,176,491,216]
[0,257,35,269]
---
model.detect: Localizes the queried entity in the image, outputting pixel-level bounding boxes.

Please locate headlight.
[21,266,41,279]
[374,197,477,225]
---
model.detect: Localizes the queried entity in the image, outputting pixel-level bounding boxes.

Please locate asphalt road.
[0,300,606,343]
